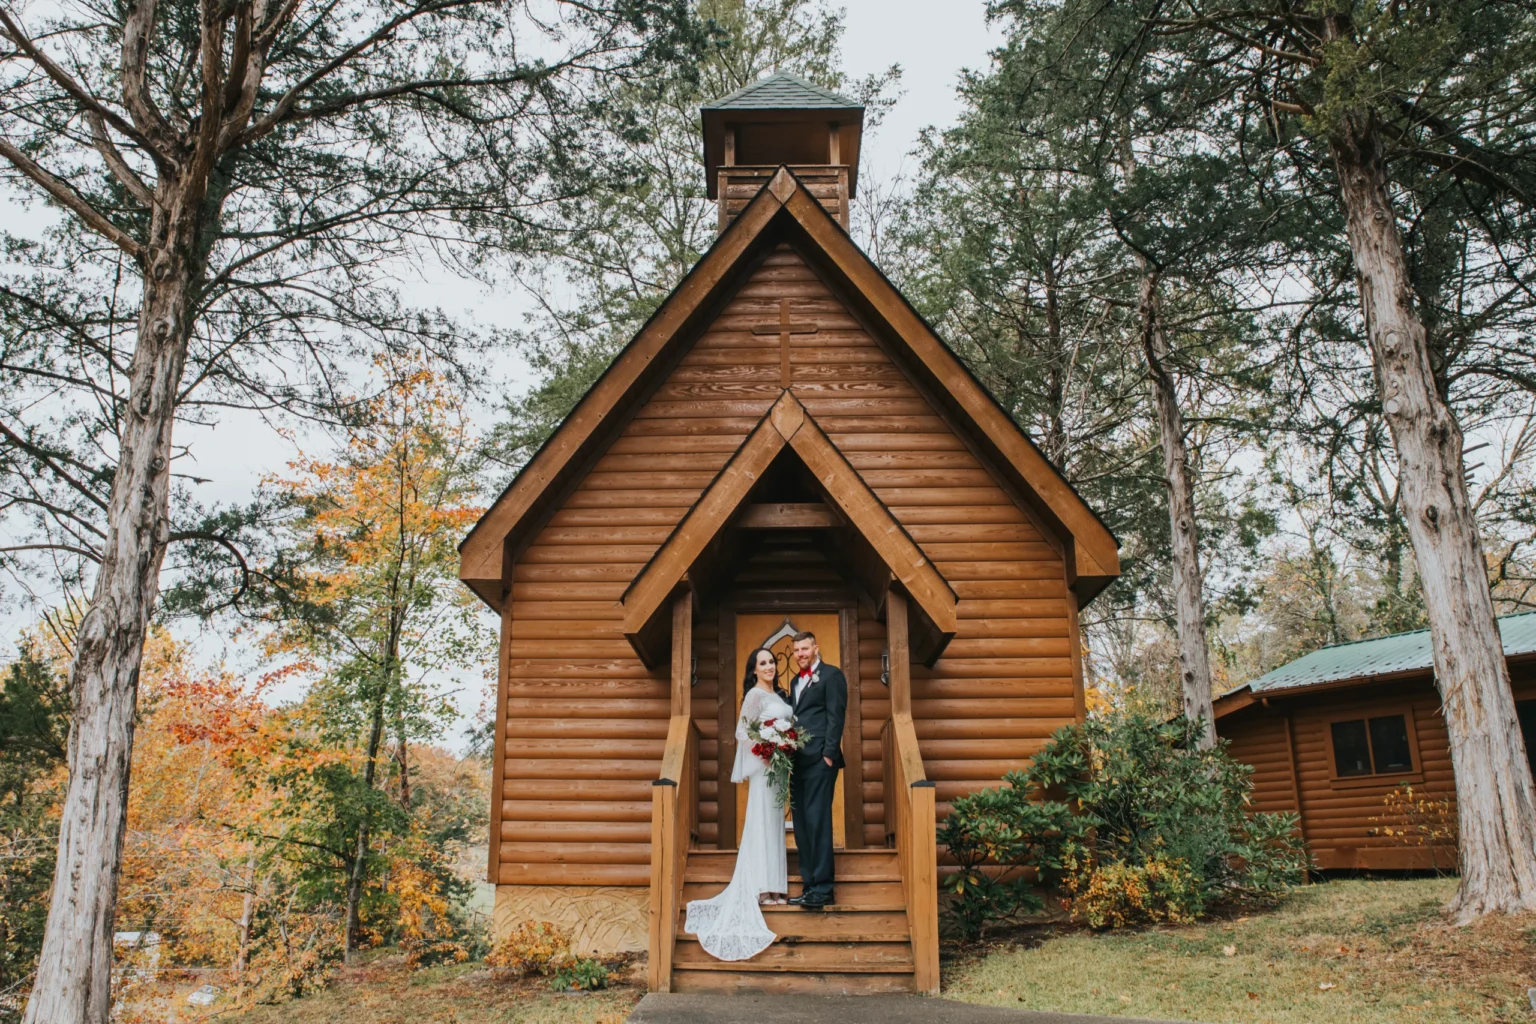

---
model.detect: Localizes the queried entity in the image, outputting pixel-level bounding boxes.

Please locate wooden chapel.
[458,72,1120,995]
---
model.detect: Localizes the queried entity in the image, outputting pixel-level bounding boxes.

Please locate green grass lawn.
[944,877,1536,1023]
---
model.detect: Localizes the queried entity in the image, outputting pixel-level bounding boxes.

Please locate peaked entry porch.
[620,391,946,993]
[646,584,939,995]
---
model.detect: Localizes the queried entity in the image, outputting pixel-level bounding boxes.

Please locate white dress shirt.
[793,659,821,706]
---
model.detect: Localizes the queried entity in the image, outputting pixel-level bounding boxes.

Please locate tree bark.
[1137,269,1217,747]
[235,849,259,987]
[344,691,388,961]
[23,223,197,1023]
[1329,105,1536,921]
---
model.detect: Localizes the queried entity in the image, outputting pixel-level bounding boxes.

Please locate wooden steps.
[670,848,916,994]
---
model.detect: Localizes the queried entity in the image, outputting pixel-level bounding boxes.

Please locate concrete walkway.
[628,994,1198,1024]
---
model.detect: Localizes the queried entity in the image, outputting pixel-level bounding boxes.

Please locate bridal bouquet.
[747,715,810,808]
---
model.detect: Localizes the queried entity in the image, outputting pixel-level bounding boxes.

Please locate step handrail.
[648,713,700,992]
[881,588,940,994]
[883,716,939,993]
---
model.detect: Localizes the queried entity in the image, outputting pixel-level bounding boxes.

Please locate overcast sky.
[0,0,1005,744]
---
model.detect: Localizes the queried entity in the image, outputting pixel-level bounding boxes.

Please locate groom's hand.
[824,756,833,766]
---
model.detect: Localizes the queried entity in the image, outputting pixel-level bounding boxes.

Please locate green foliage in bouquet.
[747,716,810,809]
[939,712,1308,938]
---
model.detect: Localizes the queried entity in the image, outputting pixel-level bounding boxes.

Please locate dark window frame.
[1323,704,1424,789]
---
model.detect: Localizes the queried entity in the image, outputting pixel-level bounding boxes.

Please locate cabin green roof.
[702,71,860,111]
[1236,611,1536,696]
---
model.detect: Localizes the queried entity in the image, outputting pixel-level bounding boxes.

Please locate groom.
[786,630,846,909]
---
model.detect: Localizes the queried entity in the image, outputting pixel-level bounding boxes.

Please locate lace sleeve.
[732,689,766,783]
[737,688,764,743]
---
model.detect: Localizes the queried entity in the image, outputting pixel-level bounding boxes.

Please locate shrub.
[1375,783,1457,874]
[550,956,609,991]
[938,711,1308,936]
[485,920,571,979]
[1061,854,1203,929]
[938,780,1076,939]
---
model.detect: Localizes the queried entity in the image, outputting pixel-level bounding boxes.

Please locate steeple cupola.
[701,72,864,230]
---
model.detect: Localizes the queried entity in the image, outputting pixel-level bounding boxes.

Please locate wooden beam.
[782,399,958,636]
[459,169,792,595]
[737,502,839,529]
[888,588,911,720]
[621,401,790,660]
[621,392,956,666]
[840,604,865,848]
[716,609,737,850]
[671,590,692,721]
[487,607,513,883]
[780,185,1121,590]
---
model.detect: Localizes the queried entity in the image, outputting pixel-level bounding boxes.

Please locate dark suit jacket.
[790,661,847,769]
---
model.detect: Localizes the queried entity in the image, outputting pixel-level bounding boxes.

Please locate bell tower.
[701,72,865,230]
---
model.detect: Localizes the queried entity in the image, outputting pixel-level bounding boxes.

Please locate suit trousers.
[790,756,838,898]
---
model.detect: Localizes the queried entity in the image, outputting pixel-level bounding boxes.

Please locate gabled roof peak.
[459,167,1120,611]
[703,71,860,111]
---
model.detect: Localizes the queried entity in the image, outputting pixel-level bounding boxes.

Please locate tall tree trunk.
[24,219,197,1024]
[1137,269,1217,746]
[344,692,388,961]
[235,848,259,987]
[396,727,411,809]
[1329,103,1536,921]
[1041,262,1069,464]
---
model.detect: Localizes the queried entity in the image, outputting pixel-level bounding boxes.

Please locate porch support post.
[888,589,910,717]
[671,589,692,721]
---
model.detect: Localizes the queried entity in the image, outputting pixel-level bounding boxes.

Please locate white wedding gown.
[683,686,791,961]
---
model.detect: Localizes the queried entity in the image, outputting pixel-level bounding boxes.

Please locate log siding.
[1218,664,1536,870]
[496,243,1079,882]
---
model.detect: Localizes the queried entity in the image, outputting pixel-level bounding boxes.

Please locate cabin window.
[1329,713,1414,778]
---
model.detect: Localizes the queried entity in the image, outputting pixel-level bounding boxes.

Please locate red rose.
[785,730,797,740]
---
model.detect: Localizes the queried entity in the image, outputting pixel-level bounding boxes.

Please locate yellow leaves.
[1373,783,1457,850]
[486,921,574,978]
[262,352,486,666]
[118,632,276,969]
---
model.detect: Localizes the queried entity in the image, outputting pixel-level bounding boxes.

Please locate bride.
[683,647,792,960]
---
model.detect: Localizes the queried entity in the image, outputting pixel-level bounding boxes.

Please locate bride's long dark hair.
[742,647,785,700]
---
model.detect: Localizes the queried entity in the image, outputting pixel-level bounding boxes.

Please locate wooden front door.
[732,612,845,850]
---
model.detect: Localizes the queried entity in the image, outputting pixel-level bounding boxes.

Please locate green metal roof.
[702,71,860,111]
[1237,611,1536,696]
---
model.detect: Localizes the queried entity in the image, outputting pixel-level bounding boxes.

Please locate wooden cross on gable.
[751,298,819,388]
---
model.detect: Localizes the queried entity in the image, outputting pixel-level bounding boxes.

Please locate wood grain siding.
[763,243,1076,844]
[1218,671,1536,870]
[1218,711,1298,818]
[499,241,1080,879]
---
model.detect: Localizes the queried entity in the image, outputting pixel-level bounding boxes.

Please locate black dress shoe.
[786,892,813,906]
[791,891,832,909]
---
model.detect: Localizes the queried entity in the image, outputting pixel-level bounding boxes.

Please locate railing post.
[885,585,940,994]
[648,589,694,992]
[647,778,678,991]
[909,779,940,993]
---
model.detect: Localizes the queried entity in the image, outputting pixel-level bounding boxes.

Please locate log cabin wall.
[1218,663,1536,870]
[493,240,1081,949]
